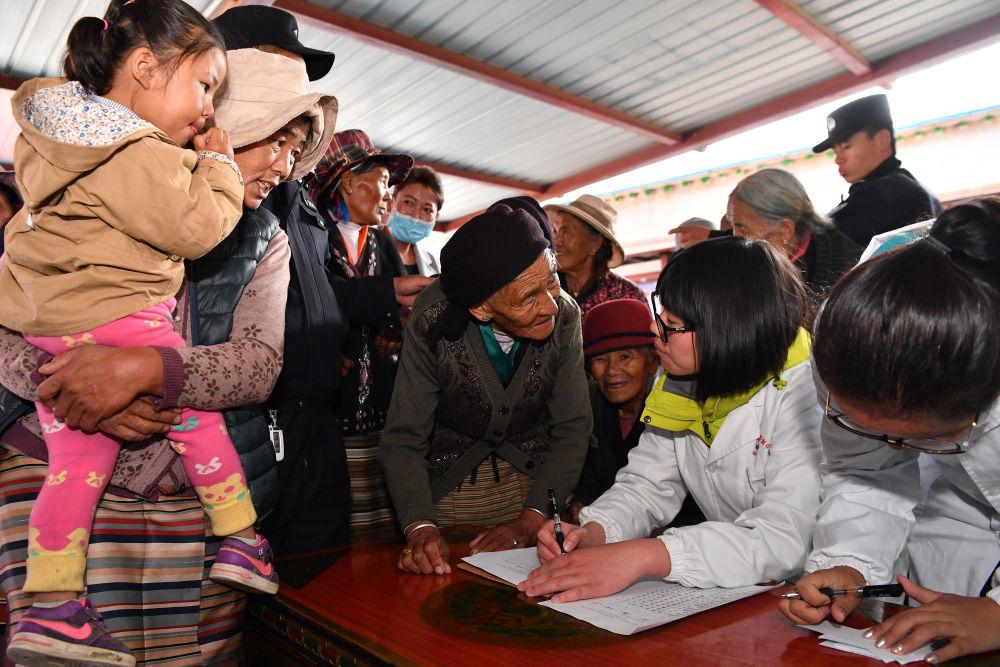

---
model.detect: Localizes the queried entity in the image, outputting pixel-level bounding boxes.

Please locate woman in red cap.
[569,298,705,527]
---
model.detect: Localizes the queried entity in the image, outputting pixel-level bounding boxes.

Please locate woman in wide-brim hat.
[550,194,644,317]
[308,129,415,543]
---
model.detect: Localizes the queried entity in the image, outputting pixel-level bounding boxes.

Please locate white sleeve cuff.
[578,507,622,544]
[658,530,689,583]
[197,150,244,186]
[806,556,875,585]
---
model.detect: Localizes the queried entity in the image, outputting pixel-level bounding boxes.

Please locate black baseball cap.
[213,6,335,81]
[812,94,893,153]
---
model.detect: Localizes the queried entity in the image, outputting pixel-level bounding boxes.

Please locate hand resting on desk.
[863,575,1000,664]
[398,527,451,576]
[469,509,546,555]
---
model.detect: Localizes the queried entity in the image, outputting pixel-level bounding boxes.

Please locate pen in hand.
[780,583,904,600]
[547,488,566,554]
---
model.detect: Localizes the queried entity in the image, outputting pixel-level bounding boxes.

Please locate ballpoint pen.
[547,488,566,554]
[780,583,904,600]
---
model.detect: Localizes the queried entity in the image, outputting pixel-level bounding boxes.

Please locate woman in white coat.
[520,236,823,600]
[780,199,1000,664]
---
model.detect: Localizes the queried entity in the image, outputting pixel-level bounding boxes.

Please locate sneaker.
[6,599,135,667]
[209,535,279,595]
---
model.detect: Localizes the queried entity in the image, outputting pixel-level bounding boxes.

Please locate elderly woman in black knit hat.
[380,197,592,575]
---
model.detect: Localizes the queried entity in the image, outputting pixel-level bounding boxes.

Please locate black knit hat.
[434,197,551,341]
[441,197,551,308]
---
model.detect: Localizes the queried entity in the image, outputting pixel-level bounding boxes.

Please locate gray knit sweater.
[380,281,592,528]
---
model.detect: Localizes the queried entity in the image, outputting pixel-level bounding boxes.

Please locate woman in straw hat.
[0,41,336,664]
[550,194,644,316]
[382,196,591,576]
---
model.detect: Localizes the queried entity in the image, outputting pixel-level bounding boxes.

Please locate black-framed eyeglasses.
[823,395,977,455]
[649,294,695,343]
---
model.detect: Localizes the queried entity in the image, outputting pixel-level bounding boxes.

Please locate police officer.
[814,94,940,247]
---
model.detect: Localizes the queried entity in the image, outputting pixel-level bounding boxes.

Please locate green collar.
[641,328,811,444]
[478,323,523,387]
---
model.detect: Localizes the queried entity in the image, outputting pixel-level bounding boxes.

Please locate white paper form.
[462,548,540,585]
[540,580,782,635]
[461,549,780,635]
[799,621,932,664]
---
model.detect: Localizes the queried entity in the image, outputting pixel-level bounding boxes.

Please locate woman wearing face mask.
[779,199,1000,665]
[386,165,442,277]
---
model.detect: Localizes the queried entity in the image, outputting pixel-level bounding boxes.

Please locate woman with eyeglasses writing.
[780,199,1000,664]
[520,236,824,599]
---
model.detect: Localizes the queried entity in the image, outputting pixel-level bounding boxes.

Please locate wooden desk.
[245,539,999,666]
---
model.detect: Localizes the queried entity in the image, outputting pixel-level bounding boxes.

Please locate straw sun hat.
[547,194,626,268]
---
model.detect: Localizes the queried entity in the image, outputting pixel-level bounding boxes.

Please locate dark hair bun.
[814,197,1000,419]
[928,197,1000,289]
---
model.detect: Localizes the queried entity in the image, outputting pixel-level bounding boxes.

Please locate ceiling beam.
[755,0,871,75]
[415,158,546,195]
[543,15,1000,198]
[274,0,683,145]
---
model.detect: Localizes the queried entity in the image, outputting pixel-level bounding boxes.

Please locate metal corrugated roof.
[1,0,999,220]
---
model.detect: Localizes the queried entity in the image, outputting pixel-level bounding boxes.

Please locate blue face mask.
[388,210,435,244]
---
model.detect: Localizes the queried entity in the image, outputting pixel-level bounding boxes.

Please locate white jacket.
[806,381,1000,598]
[579,360,823,588]
[413,242,441,277]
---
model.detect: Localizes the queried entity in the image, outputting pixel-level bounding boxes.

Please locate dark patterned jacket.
[380,281,592,529]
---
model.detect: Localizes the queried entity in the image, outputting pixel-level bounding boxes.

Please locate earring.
[481,315,491,322]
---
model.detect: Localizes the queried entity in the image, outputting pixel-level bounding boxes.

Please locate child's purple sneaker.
[6,598,135,666]
[209,534,279,594]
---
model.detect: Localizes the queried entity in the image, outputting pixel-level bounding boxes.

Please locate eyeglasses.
[823,395,977,455]
[649,295,695,343]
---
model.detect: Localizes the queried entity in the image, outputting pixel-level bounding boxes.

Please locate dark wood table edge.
[247,591,420,667]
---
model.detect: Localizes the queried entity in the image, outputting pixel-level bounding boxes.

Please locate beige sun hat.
[213,48,338,180]
[547,194,625,268]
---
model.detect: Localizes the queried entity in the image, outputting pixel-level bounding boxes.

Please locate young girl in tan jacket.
[0,2,278,664]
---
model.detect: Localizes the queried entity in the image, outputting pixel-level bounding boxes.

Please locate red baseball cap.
[582,299,655,358]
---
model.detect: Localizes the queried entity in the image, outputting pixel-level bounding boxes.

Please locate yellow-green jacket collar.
[641,328,811,444]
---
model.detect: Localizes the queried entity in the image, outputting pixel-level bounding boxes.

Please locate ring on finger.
[401,546,413,557]
[511,538,518,546]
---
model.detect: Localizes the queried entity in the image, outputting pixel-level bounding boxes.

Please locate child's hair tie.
[102,19,108,31]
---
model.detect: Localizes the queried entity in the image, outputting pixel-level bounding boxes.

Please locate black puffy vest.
[186,206,281,520]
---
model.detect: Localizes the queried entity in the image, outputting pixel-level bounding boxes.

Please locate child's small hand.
[194,127,234,159]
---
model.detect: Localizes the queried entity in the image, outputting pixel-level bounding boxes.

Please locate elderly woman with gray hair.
[728,168,861,295]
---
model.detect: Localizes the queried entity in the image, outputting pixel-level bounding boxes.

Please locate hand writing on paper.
[778,565,867,625]
[398,527,451,576]
[517,538,671,603]
[535,519,602,562]
[863,575,1000,664]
